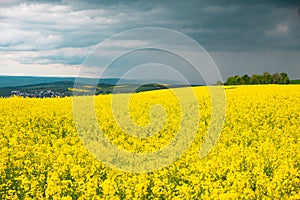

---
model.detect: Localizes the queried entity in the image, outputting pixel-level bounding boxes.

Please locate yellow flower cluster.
[0,85,299,199]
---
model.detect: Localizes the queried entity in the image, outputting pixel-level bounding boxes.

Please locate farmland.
[0,85,299,199]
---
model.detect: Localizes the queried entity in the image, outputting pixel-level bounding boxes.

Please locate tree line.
[222,72,290,85]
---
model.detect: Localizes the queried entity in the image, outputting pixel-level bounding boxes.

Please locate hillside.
[0,81,188,98]
[0,76,197,97]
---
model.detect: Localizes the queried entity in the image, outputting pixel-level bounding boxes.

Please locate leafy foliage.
[224,72,290,85]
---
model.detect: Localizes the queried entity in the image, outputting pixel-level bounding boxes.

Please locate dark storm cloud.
[0,0,299,78]
[145,0,300,51]
[65,0,300,51]
[2,0,299,51]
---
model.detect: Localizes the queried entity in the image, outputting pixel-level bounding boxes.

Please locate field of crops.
[0,85,299,199]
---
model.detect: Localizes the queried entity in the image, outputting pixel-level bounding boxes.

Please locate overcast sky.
[0,0,299,81]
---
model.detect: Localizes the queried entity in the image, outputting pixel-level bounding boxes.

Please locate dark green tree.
[216,81,224,85]
[234,75,241,85]
[224,72,289,85]
[250,74,258,84]
[262,72,272,84]
[242,74,251,84]
[280,72,289,84]
[225,77,235,85]
[272,73,280,84]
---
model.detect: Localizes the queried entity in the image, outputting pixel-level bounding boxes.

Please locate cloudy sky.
[0,0,299,81]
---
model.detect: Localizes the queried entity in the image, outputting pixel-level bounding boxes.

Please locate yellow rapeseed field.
[0,85,299,199]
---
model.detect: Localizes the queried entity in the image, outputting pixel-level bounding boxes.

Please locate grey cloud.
[0,0,299,79]
[2,0,299,52]
[149,1,300,51]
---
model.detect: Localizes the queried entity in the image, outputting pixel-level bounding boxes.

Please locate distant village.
[10,90,68,98]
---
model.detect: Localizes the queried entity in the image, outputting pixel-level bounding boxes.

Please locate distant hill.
[0,81,75,97]
[0,76,74,87]
[0,81,187,97]
[0,76,196,97]
[0,76,120,87]
[0,76,186,88]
